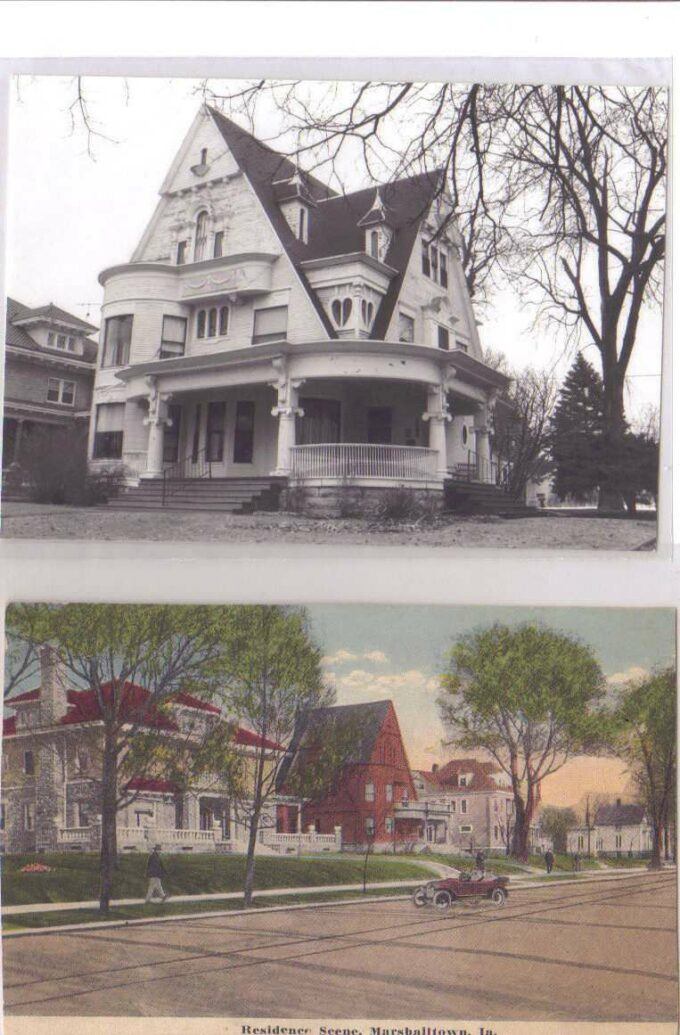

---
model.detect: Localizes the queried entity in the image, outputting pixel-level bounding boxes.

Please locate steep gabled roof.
[208,109,442,342]
[6,297,98,363]
[595,802,646,827]
[276,699,393,791]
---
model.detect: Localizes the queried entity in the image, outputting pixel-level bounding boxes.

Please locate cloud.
[321,649,389,667]
[607,665,649,686]
[325,667,441,701]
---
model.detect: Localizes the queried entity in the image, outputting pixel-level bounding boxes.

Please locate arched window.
[219,305,230,336]
[197,310,206,339]
[361,300,374,328]
[462,424,468,446]
[208,308,217,337]
[331,297,352,327]
[194,211,209,261]
[298,207,307,242]
[370,230,379,258]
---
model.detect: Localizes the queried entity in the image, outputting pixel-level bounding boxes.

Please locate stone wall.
[282,482,443,520]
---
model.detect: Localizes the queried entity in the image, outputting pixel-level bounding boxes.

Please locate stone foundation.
[281,482,444,519]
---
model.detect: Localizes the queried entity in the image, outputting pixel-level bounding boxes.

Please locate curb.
[3,868,671,939]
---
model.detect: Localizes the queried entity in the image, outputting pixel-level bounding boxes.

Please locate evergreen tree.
[549,355,608,502]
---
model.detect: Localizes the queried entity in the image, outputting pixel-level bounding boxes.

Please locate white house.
[90,105,511,515]
[567,800,652,857]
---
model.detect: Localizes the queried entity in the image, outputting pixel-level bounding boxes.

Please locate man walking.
[145,844,169,903]
[544,849,554,874]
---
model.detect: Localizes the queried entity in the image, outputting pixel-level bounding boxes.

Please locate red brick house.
[276,699,421,848]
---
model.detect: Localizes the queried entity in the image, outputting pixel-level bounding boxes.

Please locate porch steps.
[445,478,539,518]
[107,477,287,514]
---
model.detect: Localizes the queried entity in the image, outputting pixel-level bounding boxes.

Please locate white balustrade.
[262,831,337,846]
[290,444,439,482]
[58,827,92,843]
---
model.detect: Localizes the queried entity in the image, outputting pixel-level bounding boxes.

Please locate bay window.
[93,402,124,459]
[160,315,187,359]
[102,314,133,367]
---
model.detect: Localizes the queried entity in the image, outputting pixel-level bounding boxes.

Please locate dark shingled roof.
[208,109,442,342]
[276,699,392,791]
[594,802,646,827]
[6,297,98,363]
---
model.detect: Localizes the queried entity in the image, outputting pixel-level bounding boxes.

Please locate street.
[2,872,677,1022]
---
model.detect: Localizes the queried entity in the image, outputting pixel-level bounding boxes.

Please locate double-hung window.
[47,378,76,406]
[252,306,288,344]
[364,782,375,803]
[160,315,187,359]
[93,403,125,459]
[102,314,133,367]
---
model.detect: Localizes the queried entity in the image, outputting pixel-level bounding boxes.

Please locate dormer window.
[370,230,379,259]
[360,299,374,329]
[331,298,352,328]
[422,237,449,288]
[194,210,209,261]
[200,148,207,165]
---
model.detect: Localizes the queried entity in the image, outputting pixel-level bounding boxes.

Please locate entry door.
[297,398,341,444]
[163,404,182,463]
[367,407,392,444]
[233,401,255,463]
[206,402,226,462]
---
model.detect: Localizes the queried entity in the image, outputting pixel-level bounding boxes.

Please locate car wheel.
[412,887,428,907]
[433,890,452,910]
[491,887,507,906]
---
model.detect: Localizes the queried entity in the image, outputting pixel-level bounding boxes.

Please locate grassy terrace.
[1,852,436,907]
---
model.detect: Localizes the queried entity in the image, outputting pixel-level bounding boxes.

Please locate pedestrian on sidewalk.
[145,845,170,903]
[572,851,580,873]
[544,849,554,874]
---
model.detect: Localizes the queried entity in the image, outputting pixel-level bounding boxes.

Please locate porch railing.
[162,446,212,505]
[452,450,512,490]
[290,443,439,482]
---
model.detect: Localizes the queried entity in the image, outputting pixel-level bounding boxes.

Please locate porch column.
[270,360,304,476]
[422,383,451,478]
[473,396,496,483]
[142,377,173,479]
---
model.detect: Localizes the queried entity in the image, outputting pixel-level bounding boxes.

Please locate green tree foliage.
[611,668,676,869]
[438,623,607,861]
[549,354,606,502]
[5,604,241,914]
[539,806,578,854]
[549,354,659,510]
[206,606,335,907]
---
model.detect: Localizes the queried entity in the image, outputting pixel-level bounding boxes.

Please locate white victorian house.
[91,105,512,515]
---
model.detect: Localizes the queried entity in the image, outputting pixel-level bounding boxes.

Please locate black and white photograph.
[1,74,667,549]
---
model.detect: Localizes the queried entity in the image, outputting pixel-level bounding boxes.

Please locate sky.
[6,74,664,422]
[306,604,676,808]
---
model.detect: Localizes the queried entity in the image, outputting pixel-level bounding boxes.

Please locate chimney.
[431,764,439,774]
[39,645,68,725]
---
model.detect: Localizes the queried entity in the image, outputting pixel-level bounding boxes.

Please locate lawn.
[598,855,653,868]
[415,852,528,876]
[527,852,600,872]
[1,852,435,907]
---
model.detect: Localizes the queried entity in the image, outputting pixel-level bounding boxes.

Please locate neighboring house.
[276,700,426,849]
[413,759,515,852]
[567,800,652,857]
[1,646,335,857]
[2,297,98,471]
[91,104,510,515]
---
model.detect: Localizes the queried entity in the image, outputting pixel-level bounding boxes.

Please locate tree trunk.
[99,730,118,914]
[599,354,626,512]
[243,804,261,908]
[511,795,531,861]
[649,817,664,870]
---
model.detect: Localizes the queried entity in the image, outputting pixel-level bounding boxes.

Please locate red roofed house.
[276,700,444,850]
[413,759,552,855]
[93,105,513,517]
[3,297,98,481]
[1,646,298,856]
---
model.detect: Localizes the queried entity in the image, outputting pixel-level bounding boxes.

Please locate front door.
[233,400,255,463]
[297,398,341,444]
[206,401,226,462]
[367,407,392,444]
[163,404,182,463]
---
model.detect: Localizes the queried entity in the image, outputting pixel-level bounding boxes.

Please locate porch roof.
[115,339,510,392]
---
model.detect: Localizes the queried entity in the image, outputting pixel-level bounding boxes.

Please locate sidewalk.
[3,862,665,917]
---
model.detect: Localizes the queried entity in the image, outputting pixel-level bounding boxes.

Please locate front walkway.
[0,503,656,550]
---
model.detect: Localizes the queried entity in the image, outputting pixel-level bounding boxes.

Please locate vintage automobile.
[412,872,510,909]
